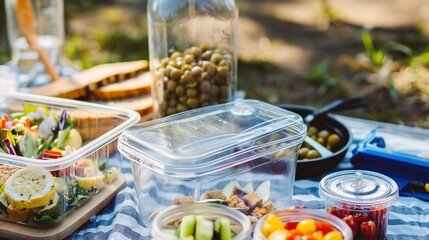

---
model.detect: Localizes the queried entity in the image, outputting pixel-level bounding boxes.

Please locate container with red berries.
[319,170,399,240]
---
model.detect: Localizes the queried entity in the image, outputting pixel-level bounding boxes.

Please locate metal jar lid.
[319,170,399,208]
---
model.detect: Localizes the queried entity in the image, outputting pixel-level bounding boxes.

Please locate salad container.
[152,203,251,240]
[253,209,353,240]
[118,99,307,226]
[0,93,140,227]
[319,170,399,240]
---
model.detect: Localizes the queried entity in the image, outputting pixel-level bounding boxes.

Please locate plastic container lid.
[118,99,306,178]
[319,170,399,208]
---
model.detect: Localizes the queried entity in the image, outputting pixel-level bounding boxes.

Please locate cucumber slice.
[195,216,213,240]
[181,236,194,240]
[160,230,179,240]
[219,218,232,240]
[179,215,196,239]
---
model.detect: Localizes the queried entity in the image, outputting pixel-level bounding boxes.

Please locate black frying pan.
[277,97,363,179]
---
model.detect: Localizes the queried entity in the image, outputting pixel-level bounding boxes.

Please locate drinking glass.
[5,0,64,88]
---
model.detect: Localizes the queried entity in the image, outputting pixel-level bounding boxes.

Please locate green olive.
[183,54,194,64]
[190,46,202,58]
[299,147,310,159]
[318,130,329,139]
[161,58,169,68]
[166,107,177,116]
[217,66,229,78]
[202,50,213,60]
[200,81,211,92]
[210,53,223,65]
[307,126,318,136]
[166,80,177,92]
[317,137,326,146]
[200,43,209,52]
[186,88,198,98]
[210,85,219,96]
[186,98,199,108]
[175,85,185,96]
[177,104,188,112]
[306,150,321,159]
[328,134,341,148]
[181,70,194,83]
[191,66,203,77]
[169,68,181,81]
[170,51,182,60]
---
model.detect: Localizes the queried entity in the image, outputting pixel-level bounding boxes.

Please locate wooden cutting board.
[0,174,126,240]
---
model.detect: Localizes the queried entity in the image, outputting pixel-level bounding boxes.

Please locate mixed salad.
[0,105,117,226]
[1,105,82,158]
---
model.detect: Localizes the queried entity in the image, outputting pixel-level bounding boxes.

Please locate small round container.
[253,209,353,240]
[151,203,251,240]
[319,170,399,240]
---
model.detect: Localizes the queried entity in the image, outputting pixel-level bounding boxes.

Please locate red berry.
[342,215,359,236]
[327,206,337,216]
[354,212,370,226]
[360,220,377,240]
[369,206,387,222]
[337,208,352,219]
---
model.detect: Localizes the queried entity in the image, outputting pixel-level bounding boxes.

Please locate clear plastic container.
[118,99,307,226]
[319,170,399,240]
[147,0,239,118]
[0,92,140,227]
[152,203,251,239]
[253,209,353,240]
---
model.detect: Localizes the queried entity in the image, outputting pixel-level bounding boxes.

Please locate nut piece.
[243,192,263,211]
[252,201,276,219]
[226,195,250,212]
[172,196,196,205]
[202,190,227,200]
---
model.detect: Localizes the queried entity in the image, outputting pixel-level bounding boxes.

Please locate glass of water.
[5,0,64,89]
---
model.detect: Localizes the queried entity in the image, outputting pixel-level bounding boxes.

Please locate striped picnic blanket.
[68,116,429,240]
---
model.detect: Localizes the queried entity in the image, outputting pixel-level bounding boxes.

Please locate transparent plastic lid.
[118,99,306,177]
[319,170,399,208]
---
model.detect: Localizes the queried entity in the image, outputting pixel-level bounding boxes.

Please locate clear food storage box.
[152,203,251,240]
[0,93,140,227]
[118,99,307,226]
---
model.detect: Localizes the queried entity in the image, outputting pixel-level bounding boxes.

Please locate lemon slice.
[5,168,56,209]
[75,173,105,191]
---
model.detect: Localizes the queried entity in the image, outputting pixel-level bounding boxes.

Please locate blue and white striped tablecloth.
[68,116,429,240]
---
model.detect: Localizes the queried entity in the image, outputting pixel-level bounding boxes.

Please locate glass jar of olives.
[147,0,239,118]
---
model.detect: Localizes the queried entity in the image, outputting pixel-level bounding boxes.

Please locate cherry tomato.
[284,221,299,230]
[296,219,317,234]
[322,231,343,240]
[315,221,334,235]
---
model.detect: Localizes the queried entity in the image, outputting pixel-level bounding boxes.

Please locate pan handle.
[305,96,364,124]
